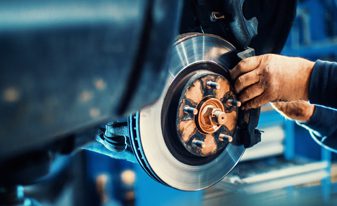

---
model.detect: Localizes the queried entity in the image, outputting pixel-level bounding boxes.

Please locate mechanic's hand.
[230,54,315,109]
[271,101,315,122]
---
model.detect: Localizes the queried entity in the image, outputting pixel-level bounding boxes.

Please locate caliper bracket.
[232,48,261,148]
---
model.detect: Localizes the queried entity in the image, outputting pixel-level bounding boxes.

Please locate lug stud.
[192,139,204,148]
[219,133,233,143]
[206,81,220,89]
[226,99,241,107]
[184,106,198,115]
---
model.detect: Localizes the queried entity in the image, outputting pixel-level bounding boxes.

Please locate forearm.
[297,105,337,152]
[309,60,337,109]
[297,105,337,137]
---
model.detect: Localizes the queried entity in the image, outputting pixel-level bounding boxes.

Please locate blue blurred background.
[63,0,337,205]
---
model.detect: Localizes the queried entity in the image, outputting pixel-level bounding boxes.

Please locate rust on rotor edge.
[176,72,239,157]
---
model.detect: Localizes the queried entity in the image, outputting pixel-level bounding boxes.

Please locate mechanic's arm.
[230,54,337,110]
[272,101,337,152]
[309,60,337,109]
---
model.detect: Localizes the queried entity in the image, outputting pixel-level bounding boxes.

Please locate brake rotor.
[129,33,245,191]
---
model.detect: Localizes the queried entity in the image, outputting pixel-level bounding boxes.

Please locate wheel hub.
[176,72,239,157]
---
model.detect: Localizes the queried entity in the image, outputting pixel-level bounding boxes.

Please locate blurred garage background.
[18,0,337,205]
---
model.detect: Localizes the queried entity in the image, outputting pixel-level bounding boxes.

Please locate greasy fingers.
[238,83,264,103]
[230,54,314,110]
[243,95,270,110]
[234,69,260,93]
[230,56,261,80]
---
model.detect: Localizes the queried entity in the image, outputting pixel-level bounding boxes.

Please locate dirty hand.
[230,54,315,109]
[271,101,315,122]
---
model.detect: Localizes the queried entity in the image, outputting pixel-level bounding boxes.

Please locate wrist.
[299,59,315,101]
[301,104,315,122]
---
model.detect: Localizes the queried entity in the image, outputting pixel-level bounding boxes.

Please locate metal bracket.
[223,0,258,49]
[234,47,261,148]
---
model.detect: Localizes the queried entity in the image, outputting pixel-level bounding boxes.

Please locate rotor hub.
[176,72,239,157]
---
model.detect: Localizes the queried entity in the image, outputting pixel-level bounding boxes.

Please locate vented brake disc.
[95,33,261,191]
[128,33,245,191]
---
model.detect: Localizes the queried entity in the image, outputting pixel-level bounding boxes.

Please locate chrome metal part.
[183,106,198,115]
[207,81,220,89]
[132,33,245,191]
[210,11,225,22]
[226,99,242,108]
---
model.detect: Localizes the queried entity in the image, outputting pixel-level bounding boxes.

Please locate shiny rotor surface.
[138,34,245,191]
